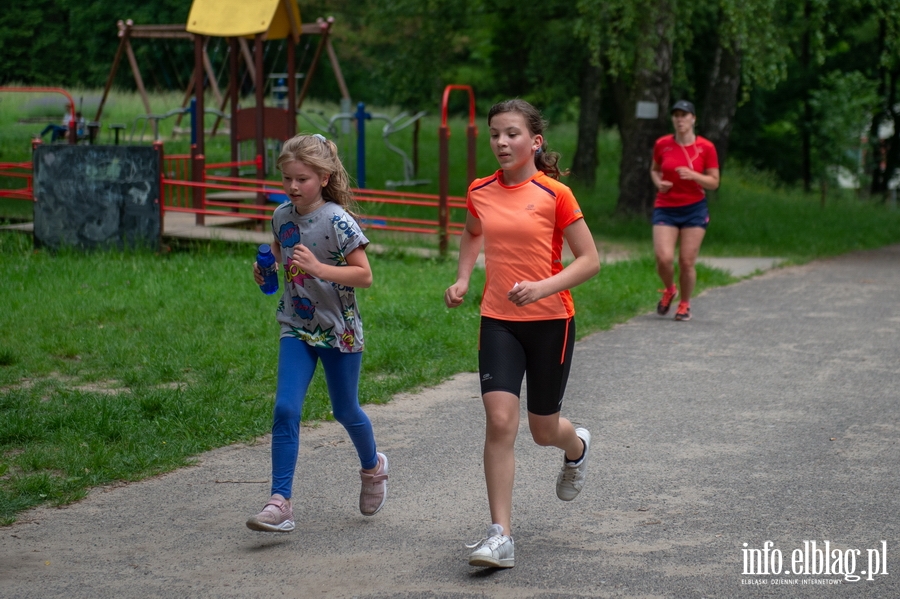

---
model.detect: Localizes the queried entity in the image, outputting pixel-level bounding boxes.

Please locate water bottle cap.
[259,243,271,254]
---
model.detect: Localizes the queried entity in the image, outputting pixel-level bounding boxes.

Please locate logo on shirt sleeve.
[279,222,301,248]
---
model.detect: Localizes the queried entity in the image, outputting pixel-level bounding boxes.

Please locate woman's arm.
[651,161,674,193]
[444,211,484,308]
[507,218,600,307]
[674,166,720,190]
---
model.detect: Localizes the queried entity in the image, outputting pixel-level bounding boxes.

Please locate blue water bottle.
[257,244,279,295]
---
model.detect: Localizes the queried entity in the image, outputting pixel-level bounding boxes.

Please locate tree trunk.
[870,21,899,204]
[884,83,900,203]
[800,0,813,193]
[870,79,899,202]
[700,38,742,172]
[571,58,603,188]
[613,5,674,218]
[870,18,889,197]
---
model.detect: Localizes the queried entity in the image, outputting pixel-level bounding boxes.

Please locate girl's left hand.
[291,244,320,277]
[507,280,543,307]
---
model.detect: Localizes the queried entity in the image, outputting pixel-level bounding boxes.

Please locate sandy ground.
[2,246,899,598]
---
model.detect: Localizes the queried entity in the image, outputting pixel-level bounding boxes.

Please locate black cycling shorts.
[478,316,575,416]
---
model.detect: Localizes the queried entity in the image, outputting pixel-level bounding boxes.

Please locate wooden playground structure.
[0,0,478,255]
[96,0,350,182]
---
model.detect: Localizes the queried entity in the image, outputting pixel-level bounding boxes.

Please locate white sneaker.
[556,427,591,501]
[466,524,515,568]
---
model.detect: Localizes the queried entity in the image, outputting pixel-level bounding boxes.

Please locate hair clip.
[313,133,327,142]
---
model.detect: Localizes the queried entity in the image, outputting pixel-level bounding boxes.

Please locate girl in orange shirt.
[445,99,600,568]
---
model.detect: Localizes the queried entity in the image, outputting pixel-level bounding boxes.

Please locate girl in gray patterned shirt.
[247,134,388,532]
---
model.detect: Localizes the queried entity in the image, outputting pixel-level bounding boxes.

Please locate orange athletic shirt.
[467,170,584,321]
[653,134,719,208]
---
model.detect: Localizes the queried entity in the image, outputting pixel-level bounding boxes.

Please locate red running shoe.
[674,302,691,321]
[657,287,678,315]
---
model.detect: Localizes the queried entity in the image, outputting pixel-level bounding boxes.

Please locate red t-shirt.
[653,134,719,208]
[466,170,583,321]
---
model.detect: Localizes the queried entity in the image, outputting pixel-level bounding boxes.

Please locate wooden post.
[125,36,151,115]
[95,20,131,123]
[193,33,206,225]
[154,140,165,238]
[239,38,256,86]
[254,33,266,203]
[202,38,223,107]
[326,36,350,103]
[297,20,330,110]
[229,37,239,178]
[287,33,296,138]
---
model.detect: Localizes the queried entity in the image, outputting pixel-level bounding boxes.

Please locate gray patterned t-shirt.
[271,201,369,353]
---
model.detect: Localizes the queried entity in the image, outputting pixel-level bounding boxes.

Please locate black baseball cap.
[671,100,695,115]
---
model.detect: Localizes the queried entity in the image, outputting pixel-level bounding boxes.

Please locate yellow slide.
[186,0,301,39]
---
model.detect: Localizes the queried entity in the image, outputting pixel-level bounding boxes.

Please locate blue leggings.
[271,336,378,498]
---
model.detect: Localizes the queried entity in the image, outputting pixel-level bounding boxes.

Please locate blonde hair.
[276,134,357,213]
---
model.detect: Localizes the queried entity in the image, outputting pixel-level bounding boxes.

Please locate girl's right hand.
[252,261,263,285]
[444,281,468,308]
[657,179,673,193]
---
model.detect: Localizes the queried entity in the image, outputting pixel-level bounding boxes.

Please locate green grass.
[0,228,729,524]
[3,89,900,524]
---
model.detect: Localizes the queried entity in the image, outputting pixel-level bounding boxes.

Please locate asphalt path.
[2,246,899,598]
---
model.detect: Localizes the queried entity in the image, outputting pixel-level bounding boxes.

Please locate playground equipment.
[97,15,349,123]
[297,103,429,190]
[2,80,477,256]
[124,105,234,144]
[179,0,304,223]
[381,111,430,190]
[1,87,78,145]
[126,108,190,143]
[96,4,352,216]
[439,85,478,254]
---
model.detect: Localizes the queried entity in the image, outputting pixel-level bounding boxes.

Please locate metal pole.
[438,123,450,257]
[355,102,370,189]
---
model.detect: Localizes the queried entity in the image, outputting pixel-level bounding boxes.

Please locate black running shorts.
[478,316,575,416]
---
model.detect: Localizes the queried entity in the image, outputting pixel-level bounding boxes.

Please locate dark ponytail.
[487,99,568,180]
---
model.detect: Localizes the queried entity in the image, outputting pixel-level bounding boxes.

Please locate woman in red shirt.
[649,100,720,321]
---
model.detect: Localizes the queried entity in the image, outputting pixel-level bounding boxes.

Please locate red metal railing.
[438,84,477,254]
[1,161,468,238]
[0,87,78,145]
[1,154,469,237]
[0,162,34,200]
[2,82,479,247]
[163,154,192,208]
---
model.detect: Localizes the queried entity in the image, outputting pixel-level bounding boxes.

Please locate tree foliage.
[0,1,190,88]
[2,0,898,198]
